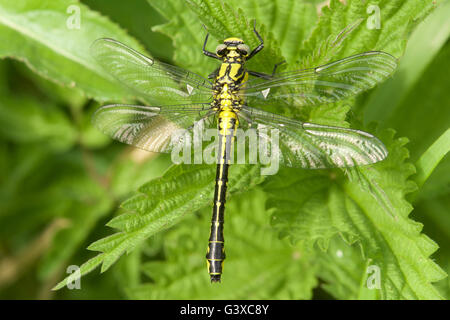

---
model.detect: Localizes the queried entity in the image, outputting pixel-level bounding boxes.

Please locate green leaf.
[414,129,450,189]
[53,164,265,289]
[84,0,174,61]
[225,0,318,63]
[150,0,282,74]
[127,189,318,299]
[371,39,450,163]
[52,254,105,291]
[364,0,450,124]
[0,0,148,101]
[265,128,446,299]
[316,236,372,299]
[0,143,112,278]
[38,195,113,281]
[0,93,77,150]
[147,0,218,74]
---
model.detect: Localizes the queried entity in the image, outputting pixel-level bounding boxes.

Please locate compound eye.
[237,44,250,56]
[215,44,227,56]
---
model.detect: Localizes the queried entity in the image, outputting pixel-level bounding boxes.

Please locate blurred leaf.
[83,0,174,61]
[113,245,142,292]
[0,94,77,150]
[37,193,112,280]
[108,152,171,199]
[414,129,450,190]
[0,144,113,281]
[415,156,450,202]
[40,149,170,286]
[78,102,111,148]
[364,0,450,124]
[11,61,87,110]
[374,41,450,162]
[412,191,450,300]
[0,0,148,101]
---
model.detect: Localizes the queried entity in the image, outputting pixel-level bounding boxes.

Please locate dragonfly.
[91,24,397,283]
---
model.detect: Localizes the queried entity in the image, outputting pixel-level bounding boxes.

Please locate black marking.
[206,118,236,282]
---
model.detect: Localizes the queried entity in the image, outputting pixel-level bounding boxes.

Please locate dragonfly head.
[216,38,250,59]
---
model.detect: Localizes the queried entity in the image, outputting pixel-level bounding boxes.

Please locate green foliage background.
[0,0,449,299]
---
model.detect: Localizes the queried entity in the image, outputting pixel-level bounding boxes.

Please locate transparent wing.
[92,104,214,153]
[242,51,397,107]
[91,38,213,104]
[239,106,388,169]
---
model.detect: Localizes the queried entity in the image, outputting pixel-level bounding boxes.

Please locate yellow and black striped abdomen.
[206,110,238,283]
[206,57,246,283]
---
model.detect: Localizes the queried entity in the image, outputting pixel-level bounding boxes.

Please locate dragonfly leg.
[247,60,286,79]
[247,70,272,80]
[208,67,219,79]
[247,21,264,61]
[271,60,286,75]
[202,28,221,60]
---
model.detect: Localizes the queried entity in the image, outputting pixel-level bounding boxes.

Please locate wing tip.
[90,38,119,57]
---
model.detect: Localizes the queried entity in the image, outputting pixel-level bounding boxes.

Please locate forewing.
[239,106,388,169]
[92,104,214,153]
[242,51,397,107]
[91,38,213,104]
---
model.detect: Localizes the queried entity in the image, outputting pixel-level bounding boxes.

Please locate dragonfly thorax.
[213,58,249,111]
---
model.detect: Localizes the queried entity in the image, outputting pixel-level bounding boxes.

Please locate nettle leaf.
[53,164,265,290]
[315,236,370,299]
[147,0,218,74]
[0,0,146,101]
[151,0,316,75]
[127,189,317,299]
[301,0,438,63]
[260,0,446,299]
[184,0,282,73]
[265,128,446,299]
[226,0,318,63]
[292,0,439,123]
